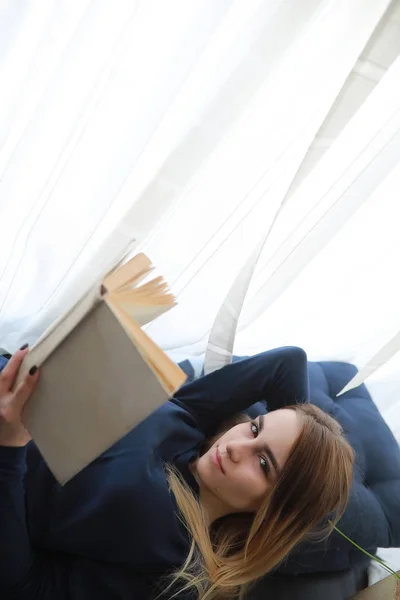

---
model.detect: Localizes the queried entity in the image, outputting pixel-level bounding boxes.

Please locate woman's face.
[195,409,301,513]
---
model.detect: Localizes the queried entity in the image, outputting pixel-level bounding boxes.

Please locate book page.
[105,297,186,395]
[106,291,173,327]
[103,253,153,292]
[104,254,176,326]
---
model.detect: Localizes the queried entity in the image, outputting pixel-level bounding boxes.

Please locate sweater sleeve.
[0,445,72,600]
[0,446,153,600]
[173,347,309,436]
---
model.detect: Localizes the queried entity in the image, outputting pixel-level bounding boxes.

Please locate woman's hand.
[0,346,39,447]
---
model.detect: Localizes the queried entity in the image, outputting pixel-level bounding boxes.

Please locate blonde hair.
[166,404,354,600]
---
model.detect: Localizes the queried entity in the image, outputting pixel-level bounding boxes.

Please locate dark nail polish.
[29,366,37,376]
[20,343,28,350]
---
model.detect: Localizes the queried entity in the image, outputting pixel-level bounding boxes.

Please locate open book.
[16,253,186,484]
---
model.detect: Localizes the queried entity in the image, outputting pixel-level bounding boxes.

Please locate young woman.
[0,345,353,600]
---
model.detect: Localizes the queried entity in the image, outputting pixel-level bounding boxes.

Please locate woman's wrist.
[0,444,27,474]
[0,421,31,447]
[0,438,29,448]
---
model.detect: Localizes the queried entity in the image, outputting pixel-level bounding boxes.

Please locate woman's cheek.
[245,468,268,497]
[237,469,258,493]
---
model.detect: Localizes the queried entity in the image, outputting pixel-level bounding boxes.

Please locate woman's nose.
[226,440,252,463]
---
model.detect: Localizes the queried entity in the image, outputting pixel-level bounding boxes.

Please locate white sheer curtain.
[0,0,236,346]
[144,0,394,356]
[1,0,399,413]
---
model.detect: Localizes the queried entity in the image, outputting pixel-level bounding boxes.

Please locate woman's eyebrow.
[258,415,280,476]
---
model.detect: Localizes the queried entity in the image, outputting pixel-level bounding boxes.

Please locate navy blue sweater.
[0,347,309,599]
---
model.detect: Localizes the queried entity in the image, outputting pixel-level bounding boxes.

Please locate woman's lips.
[212,447,225,474]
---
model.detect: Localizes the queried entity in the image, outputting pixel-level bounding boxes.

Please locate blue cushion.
[284,361,400,574]
[179,358,400,573]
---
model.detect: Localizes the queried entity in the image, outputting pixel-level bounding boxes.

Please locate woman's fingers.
[0,345,29,392]
[13,368,40,415]
[0,350,38,446]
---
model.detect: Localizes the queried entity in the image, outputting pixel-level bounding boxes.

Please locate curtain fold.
[144,0,392,355]
[240,55,400,332]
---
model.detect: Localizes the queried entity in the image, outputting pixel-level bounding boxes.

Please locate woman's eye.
[251,422,269,476]
[259,455,269,476]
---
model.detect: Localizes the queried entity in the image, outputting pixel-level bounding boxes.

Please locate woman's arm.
[0,444,149,599]
[0,444,34,594]
[0,445,74,599]
[0,347,69,599]
[173,347,309,436]
[0,348,148,600]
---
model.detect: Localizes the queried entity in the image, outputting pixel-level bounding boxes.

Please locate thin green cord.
[332,524,400,580]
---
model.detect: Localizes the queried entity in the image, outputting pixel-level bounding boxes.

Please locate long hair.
[166,404,354,600]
